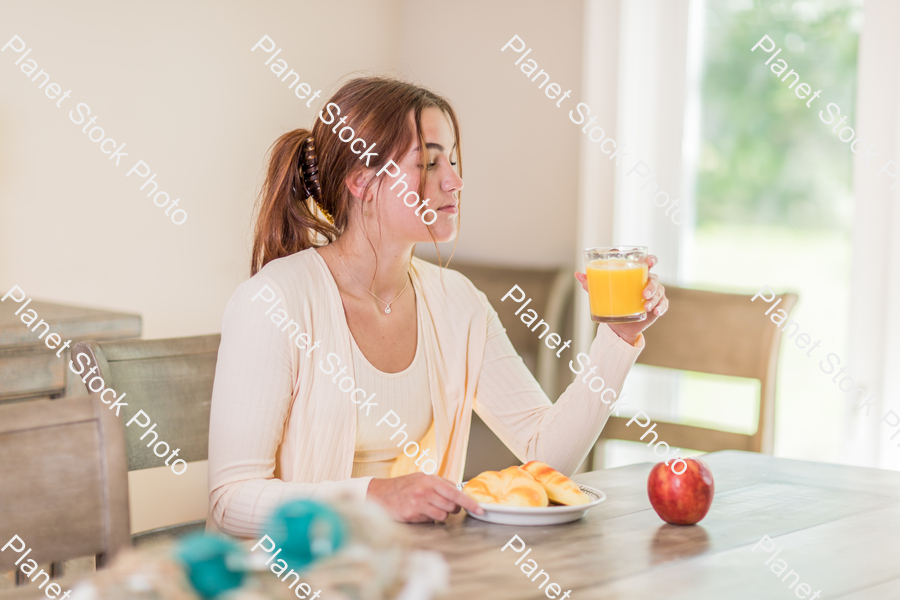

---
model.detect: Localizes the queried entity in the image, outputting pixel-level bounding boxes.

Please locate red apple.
[647,458,714,525]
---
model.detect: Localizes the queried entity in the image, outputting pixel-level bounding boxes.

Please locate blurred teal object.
[264,499,346,571]
[173,534,245,599]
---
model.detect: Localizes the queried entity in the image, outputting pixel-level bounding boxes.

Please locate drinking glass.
[583,246,649,323]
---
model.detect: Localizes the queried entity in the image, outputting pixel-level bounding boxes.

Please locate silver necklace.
[332,246,410,314]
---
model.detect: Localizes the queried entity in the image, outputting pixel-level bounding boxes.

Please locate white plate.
[456,482,606,526]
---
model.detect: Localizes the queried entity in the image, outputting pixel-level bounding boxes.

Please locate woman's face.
[369,107,463,244]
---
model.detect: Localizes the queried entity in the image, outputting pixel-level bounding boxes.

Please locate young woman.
[207,77,667,538]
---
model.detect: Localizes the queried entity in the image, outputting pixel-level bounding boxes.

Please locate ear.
[344,168,376,201]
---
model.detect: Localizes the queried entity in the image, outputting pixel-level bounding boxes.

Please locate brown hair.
[250,77,463,276]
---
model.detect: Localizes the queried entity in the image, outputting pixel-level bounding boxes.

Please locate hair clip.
[313,198,335,225]
[298,136,333,225]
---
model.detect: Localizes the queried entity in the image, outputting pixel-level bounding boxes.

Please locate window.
[687,0,862,462]
[602,0,864,468]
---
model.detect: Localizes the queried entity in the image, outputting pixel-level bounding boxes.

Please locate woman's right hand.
[367,472,485,523]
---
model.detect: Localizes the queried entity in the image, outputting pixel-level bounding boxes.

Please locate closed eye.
[418,157,457,169]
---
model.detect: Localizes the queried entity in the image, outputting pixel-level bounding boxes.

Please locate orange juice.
[586,259,648,322]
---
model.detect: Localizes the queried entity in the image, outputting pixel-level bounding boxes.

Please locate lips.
[437,201,459,213]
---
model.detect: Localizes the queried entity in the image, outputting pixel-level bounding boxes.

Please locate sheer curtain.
[846,0,900,470]
[575,0,699,352]
[573,0,622,363]
[576,0,702,467]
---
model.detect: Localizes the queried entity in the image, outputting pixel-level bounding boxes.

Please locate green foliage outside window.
[697,0,862,229]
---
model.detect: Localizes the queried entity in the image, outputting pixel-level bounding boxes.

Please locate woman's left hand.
[574,254,668,346]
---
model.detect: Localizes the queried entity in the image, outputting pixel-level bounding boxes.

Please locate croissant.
[522,461,591,506]
[463,466,548,507]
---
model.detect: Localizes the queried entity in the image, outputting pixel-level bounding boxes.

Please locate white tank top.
[350,320,433,479]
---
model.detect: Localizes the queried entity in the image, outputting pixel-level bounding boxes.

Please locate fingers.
[646,282,667,316]
[435,479,484,515]
[643,273,659,300]
[647,254,658,269]
[424,485,464,522]
[652,295,669,316]
[429,493,458,514]
[574,271,588,292]
[405,510,441,524]
[422,506,450,522]
[370,475,464,523]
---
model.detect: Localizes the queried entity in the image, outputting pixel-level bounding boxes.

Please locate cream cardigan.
[207,248,643,538]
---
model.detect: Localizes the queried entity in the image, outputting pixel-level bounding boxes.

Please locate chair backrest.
[71,335,220,471]
[600,285,798,454]
[449,261,576,393]
[0,395,130,570]
[449,261,576,480]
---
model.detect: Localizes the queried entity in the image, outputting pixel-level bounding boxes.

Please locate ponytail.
[250,129,338,276]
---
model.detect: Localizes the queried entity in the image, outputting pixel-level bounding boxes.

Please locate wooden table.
[0,299,141,403]
[405,451,900,600]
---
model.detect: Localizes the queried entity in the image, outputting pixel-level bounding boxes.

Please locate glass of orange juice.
[584,246,649,323]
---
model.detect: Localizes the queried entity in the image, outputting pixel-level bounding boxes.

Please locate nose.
[442,169,464,194]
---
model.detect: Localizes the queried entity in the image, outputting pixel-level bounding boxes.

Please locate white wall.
[405,0,584,269]
[0,0,401,340]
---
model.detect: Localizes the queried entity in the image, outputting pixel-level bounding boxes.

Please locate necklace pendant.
[384,305,392,314]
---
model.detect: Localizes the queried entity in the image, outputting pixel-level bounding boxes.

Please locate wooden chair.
[597,285,798,464]
[71,335,220,545]
[0,395,130,582]
[450,261,576,480]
